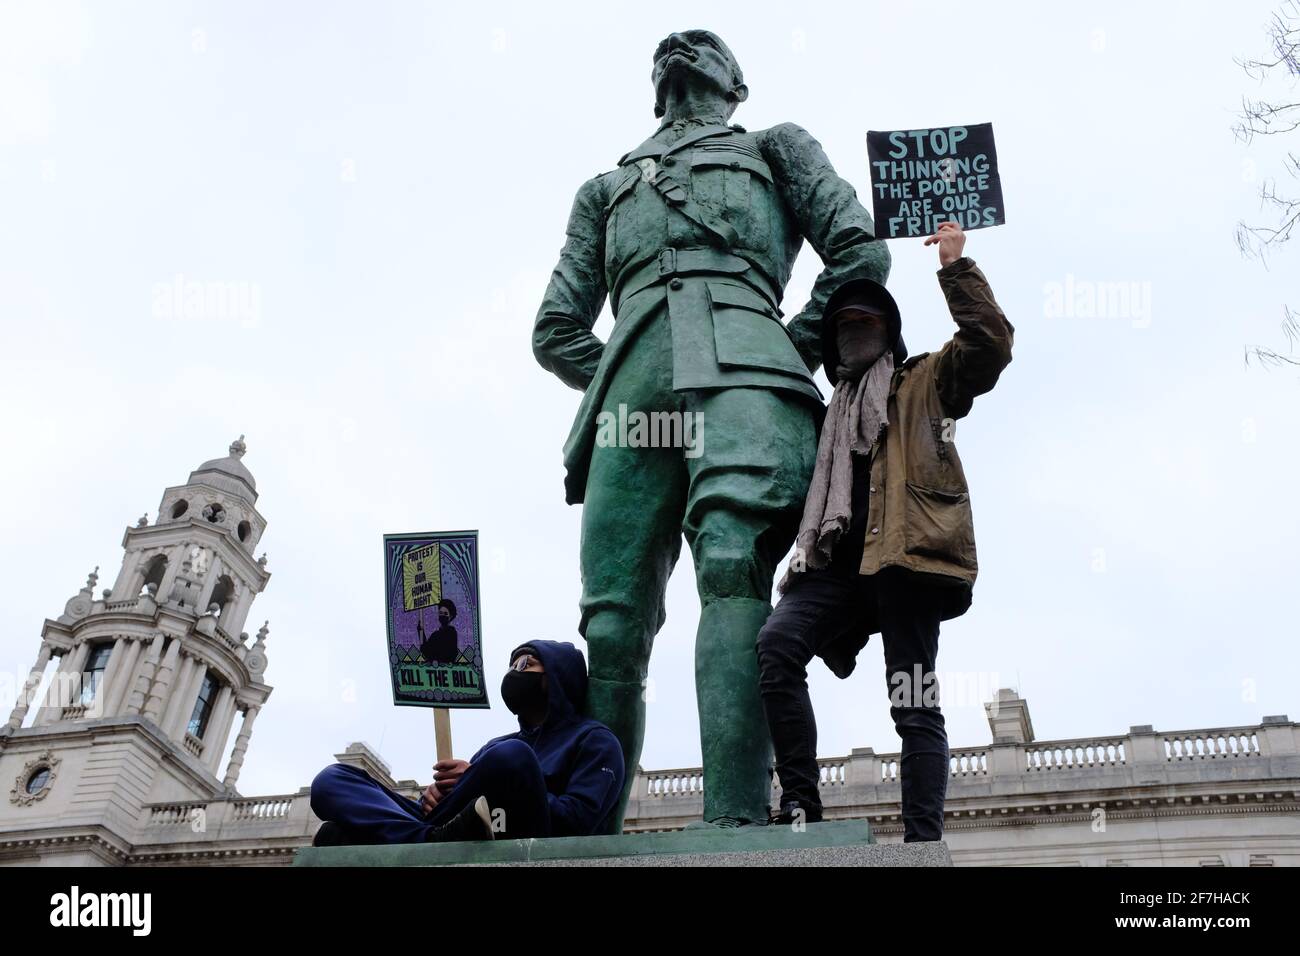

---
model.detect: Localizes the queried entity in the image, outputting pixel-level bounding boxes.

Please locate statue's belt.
[613,247,779,316]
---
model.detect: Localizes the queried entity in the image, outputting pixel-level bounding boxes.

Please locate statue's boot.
[696,596,775,826]
[585,673,647,834]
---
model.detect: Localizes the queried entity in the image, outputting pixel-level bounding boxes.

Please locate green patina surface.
[531,29,892,830]
[294,818,875,867]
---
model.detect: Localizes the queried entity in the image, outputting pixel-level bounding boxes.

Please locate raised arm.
[760,122,892,373]
[532,175,610,392]
[925,222,1014,418]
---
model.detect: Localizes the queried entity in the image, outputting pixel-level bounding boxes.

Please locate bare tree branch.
[1232,97,1300,143]
[1237,4,1299,370]
[1235,5,1300,79]
[1245,344,1300,368]
[1245,308,1300,368]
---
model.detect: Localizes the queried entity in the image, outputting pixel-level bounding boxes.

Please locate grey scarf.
[780,351,894,591]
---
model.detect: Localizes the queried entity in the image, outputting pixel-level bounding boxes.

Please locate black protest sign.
[866,124,1005,238]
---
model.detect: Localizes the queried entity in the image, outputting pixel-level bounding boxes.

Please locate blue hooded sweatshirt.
[468,639,625,837]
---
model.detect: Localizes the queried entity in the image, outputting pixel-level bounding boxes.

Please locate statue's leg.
[579,317,688,834]
[683,386,817,824]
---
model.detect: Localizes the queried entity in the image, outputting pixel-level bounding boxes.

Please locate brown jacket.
[818,256,1013,677]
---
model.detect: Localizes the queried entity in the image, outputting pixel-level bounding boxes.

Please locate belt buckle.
[657,248,677,277]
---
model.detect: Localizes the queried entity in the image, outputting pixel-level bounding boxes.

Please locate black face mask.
[835,312,890,381]
[500,670,547,717]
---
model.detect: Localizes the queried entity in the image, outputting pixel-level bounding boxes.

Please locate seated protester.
[757,221,1013,843]
[310,640,625,845]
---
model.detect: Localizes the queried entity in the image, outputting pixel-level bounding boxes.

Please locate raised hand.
[924,220,966,268]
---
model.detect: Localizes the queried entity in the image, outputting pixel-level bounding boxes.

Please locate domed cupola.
[188,435,258,504]
[155,436,267,554]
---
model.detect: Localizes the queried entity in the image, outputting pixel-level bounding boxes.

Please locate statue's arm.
[532,175,609,392]
[761,122,892,373]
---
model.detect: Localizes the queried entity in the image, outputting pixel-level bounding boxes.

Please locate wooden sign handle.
[433,707,453,763]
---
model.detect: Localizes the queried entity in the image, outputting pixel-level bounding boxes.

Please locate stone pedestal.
[293,819,953,867]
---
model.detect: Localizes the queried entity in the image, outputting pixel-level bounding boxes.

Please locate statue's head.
[651,30,748,120]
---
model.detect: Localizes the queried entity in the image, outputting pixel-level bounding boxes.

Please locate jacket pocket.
[690,148,766,243]
[708,281,810,380]
[902,481,977,570]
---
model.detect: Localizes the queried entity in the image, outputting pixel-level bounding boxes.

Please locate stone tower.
[0,438,275,864]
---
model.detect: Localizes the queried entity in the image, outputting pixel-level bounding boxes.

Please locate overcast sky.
[2,0,1297,798]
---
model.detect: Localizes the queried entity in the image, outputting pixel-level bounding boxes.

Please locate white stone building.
[2,439,276,865]
[2,444,1297,866]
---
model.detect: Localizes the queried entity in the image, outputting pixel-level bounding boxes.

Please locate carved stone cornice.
[2,716,223,795]
[44,603,265,694]
[120,517,270,589]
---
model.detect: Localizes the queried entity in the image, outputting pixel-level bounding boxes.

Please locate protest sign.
[383,530,488,709]
[866,124,1005,238]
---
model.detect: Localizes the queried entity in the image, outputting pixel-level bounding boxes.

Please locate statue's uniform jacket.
[533,121,893,505]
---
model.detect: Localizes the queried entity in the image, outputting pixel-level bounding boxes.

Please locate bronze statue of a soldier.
[533,29,891,830]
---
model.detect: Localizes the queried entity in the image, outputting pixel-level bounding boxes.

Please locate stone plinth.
[293,819,951,867]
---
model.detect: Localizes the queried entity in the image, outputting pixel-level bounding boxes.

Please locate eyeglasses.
[510,654,540,672]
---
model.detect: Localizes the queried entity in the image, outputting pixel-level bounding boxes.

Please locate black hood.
[508,639,588,727]
[820,278,907,387]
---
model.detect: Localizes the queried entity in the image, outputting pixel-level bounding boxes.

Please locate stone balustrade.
[117,712,1297,864]
[622,717,1300,833]
[1163,728,1260,761]
[133,790,317,863]
[104,599,144,612]
[1023,736,1127,771]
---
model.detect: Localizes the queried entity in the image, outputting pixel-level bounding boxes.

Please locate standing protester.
[756,221,1013,842]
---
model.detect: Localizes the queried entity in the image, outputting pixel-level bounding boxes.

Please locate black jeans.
[756,567,949,842]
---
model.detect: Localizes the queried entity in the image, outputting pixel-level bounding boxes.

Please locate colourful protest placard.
[382,530,488,709]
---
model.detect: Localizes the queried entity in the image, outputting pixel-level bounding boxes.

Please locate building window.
[80,644,113,706]
[141,553,168,596]
[171,498,189,519]
[188,673,219,739]
[10,752,60,807]
[209,575,236,627]
[25,768,51,795]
